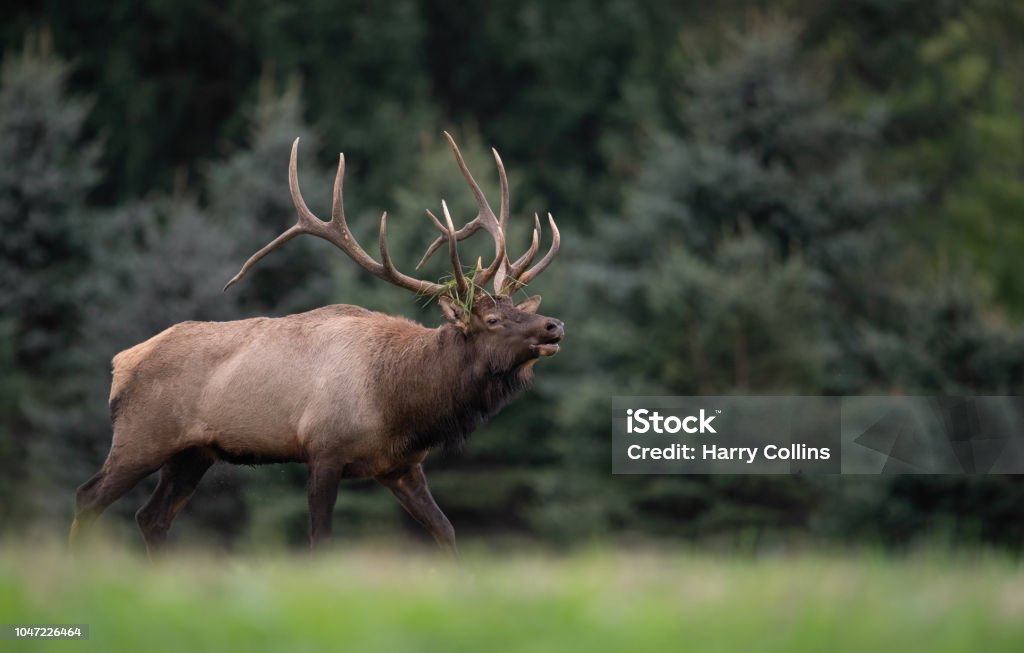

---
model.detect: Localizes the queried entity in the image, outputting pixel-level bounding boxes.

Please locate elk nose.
[545,319,564,338]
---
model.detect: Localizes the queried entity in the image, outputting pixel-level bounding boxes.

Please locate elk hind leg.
[70,454,165,548]
[135,447,215,555]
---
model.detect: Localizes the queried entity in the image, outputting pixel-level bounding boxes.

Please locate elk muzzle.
[531,318,564,357]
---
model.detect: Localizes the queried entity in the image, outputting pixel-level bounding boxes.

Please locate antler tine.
[513,213,560,289]
[424,208,447,235]
[493,147,510,234]
[424,207,471,296]
[496,212,542,292]
[223,224,304,292]
[377,211,398,279]
[225,137,446,296]
[489,146,511,293]
[441,200,469,297]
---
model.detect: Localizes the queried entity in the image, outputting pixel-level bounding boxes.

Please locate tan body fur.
[109,305,416,477]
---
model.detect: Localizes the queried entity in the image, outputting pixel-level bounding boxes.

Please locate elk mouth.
[531,336,562,358]
[532,344,560,357]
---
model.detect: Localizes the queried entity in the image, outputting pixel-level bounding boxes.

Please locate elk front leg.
[377,463,456,557]
[307,462,342,550]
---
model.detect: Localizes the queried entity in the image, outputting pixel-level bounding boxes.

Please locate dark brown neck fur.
[371,323,533,456]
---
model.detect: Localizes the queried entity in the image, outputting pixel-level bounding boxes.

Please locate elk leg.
[135,448,215,556]
[377,464,456,557]
[307,463,342,550]
[69,456,164,548]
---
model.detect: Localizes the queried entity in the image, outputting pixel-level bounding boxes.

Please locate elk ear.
[439,296,469,326]
[515,295,542,314]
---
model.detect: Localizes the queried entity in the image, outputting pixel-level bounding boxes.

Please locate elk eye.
[486,317,499,325]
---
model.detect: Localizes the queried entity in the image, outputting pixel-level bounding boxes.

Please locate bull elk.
[69,133,563,555]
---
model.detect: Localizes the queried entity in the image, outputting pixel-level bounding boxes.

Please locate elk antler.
[415,132,560,296]
[415,132,507,288]
[224,134,559,301]
[224,138,448,296]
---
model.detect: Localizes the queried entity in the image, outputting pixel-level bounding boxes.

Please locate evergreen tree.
[545,26,1023,545]
[0,36,101,527]
[807,0,1024,316]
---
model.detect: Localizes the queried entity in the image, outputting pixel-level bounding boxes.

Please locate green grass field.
[1,544,1021,652]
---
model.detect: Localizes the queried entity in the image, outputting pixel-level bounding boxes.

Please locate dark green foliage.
[806,0,1024,316]
[0,37,100,374]
[1,2,1023,550]
[0,36,102,525]
[420,0,691,216]
[549,24,1024,546]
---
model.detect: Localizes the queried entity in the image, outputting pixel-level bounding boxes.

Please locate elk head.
[223,132,563,370]
[438,293,564,374]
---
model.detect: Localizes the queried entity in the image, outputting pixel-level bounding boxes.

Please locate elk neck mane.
[368,316,534,455]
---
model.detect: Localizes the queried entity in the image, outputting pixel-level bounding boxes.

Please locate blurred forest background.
[1,0,1023,552]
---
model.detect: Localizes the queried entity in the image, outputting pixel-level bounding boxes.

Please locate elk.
[69,133,563,555]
